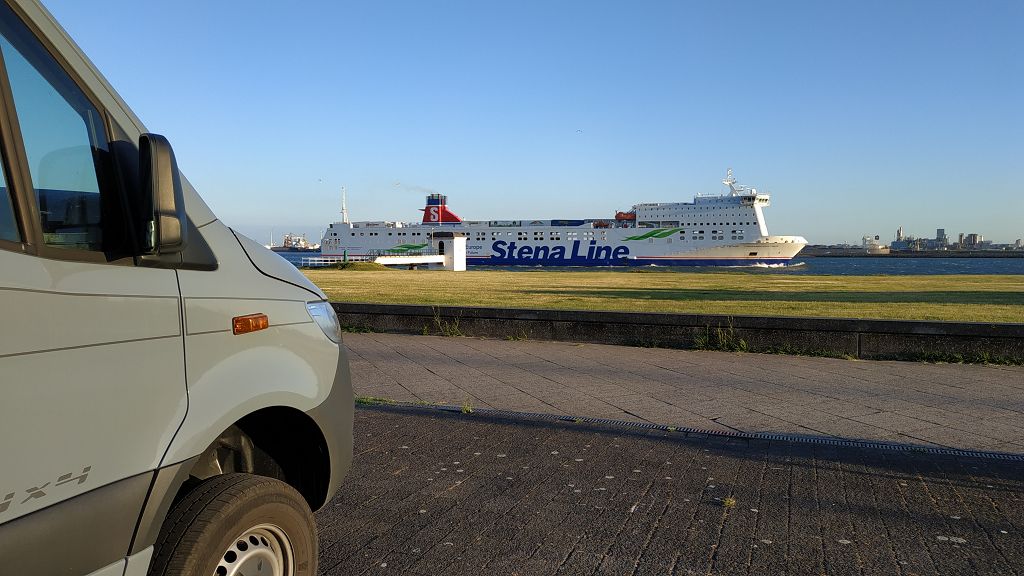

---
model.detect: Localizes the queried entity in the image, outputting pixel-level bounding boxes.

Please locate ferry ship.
[268,232,319,253]
[320,170,807,266]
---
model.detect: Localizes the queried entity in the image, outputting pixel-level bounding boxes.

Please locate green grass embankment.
[304,269,1024,323]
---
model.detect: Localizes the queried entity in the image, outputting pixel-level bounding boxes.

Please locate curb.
[333,303,1024,362]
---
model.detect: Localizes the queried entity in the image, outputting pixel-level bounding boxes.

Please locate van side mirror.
[140,133,187,254]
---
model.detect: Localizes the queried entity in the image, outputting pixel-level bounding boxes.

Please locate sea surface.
[279,252,1024,275]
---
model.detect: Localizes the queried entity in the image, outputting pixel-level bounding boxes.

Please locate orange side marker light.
[232,313,269,335]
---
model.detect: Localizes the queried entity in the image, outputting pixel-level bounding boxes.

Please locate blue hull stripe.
[466,256,793,267]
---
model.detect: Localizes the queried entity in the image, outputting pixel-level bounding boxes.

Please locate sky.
[41,0,1024,245]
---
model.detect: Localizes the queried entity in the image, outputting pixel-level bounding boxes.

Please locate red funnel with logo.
[421,193,463,224]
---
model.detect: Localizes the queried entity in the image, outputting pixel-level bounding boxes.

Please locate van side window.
[0,151,16,242]
[0,9,117,253]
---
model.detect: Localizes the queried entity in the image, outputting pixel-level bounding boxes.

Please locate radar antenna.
[723,168,740,195]
[341,186,350,224]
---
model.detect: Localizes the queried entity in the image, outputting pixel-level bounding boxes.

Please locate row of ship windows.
[647,236,745,243]
[338,233,748,241]
[349,232,430,236]
[326,217,757,236]
[344,230,751,238]
[323,233,749,241]
[346,232,598,238]
[647,229,748,235]
[639,221,756,227]
[502,231,606,239]
[336,226,756,238]
[644,204,754,210]
[345,231,618,239]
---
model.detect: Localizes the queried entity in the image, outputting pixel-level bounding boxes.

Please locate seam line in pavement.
[357,401,1024,462]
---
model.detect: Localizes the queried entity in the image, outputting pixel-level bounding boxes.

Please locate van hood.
[231,230,327,300]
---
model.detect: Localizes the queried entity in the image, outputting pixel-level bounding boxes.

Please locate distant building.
[886,229,1004,251]
[862,235,890,254]
[1016,239,1023,249]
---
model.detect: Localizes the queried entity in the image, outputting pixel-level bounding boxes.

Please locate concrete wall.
[331,302,1024,362]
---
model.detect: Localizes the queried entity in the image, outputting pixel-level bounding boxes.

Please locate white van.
[0,1,353,575]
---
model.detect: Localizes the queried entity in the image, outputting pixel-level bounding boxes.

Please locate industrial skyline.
[834,227,1023,252]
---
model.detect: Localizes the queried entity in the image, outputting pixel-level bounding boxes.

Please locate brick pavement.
[345,333,1024,453]
[318,407,1024,575]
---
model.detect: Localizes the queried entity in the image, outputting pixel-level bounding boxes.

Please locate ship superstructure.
[320,170,807,266]
[269,232,319,252]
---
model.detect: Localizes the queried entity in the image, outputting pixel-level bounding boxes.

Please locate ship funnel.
[421,193,463,224]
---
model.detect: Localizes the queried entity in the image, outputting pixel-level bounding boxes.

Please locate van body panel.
[305,344,355,505]
[123,547,154,576]
[0,1,353,569]
[165,221,343,467]
[126,456,198,556]
[184,297,312,335]
[0,470,153,575]
[233,230,327,299]
[87,560,127,576]
[0,250,186,523]
[0,269,180,355]
[163,325,339,466]
[177,222,315,301]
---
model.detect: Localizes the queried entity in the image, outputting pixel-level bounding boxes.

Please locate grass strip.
[306,269,1024,323]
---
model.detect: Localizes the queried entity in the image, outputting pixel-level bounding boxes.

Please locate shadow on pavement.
[359,403,1023,493]
[319,406,1023,576]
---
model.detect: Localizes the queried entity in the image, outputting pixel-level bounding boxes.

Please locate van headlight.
[306,301,342,344]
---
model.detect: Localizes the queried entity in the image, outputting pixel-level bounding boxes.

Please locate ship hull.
[270,247,319,253]
[320,173,807,267]
[468,256,794,267]
[466,241,805,267]
[321,233,806,267]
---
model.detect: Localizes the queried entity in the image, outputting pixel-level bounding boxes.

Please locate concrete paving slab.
[318,407,1024,576]
[345,333,1024,453]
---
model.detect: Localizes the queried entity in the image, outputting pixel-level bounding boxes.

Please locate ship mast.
[340,186,350,224]
[723,168,739,196]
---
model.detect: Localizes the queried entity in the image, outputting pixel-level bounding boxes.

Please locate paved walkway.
[345,333,1024,453]
[318,407,1024,575]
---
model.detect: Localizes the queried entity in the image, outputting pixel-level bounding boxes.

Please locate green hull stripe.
[625,228,682,241]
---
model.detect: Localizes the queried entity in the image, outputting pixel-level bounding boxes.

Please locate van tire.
[148,473,318,576]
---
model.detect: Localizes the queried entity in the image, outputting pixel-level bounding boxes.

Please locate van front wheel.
[149,473,318,576]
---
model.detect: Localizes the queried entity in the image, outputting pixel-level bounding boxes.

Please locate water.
[277,251,323,267]
[281,251,1024,275]
[774,257,1024,275]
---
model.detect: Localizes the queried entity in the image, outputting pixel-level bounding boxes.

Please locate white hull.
[321,227,806,266]
[320,171,807,267]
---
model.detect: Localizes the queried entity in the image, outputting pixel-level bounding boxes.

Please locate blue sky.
[42,0,1023,245]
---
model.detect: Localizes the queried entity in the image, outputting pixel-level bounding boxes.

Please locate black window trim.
[0,0,135,266]
[0,136,23,254]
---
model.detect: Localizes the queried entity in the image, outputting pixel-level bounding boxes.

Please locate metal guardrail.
[300,250,444,268]
[299,255,372,267]
[368,248,439,257]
